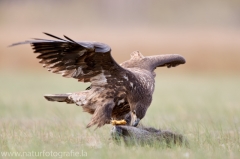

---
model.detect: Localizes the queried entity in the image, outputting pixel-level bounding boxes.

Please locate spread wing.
[146,54,186,71]
[10,33,125,85]
[120,52,185,71]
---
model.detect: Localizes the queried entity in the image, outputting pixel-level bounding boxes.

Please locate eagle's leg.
[87,101,115,128]
[111,119,127,125]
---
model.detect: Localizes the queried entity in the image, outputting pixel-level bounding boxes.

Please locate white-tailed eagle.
[10,33,186,128]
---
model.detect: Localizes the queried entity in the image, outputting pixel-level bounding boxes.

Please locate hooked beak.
[132,118,140,127]
[131,112,140,127]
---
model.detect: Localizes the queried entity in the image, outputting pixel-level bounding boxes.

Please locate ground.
[0,71,240,159]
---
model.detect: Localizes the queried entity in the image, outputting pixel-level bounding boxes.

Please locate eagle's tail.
[44,93,73,103]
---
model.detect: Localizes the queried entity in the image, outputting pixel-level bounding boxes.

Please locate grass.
[0,71,240,159]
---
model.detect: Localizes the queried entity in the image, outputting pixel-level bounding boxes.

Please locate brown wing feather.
[10,33,125,84]
[120,51,185,71]
[146,54,186,71]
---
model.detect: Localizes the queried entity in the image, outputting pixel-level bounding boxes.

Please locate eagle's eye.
[133,110,136,114]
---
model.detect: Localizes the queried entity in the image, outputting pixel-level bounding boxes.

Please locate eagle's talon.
[111,119,127,125]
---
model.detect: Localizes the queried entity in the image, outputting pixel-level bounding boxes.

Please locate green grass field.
[0,71,240,159]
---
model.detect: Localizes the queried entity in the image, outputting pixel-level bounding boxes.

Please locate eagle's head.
[130,103,149,127]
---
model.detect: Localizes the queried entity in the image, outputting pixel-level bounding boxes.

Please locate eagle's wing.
[10,33,129,128]
[10,33,125,85]
[120,51,185,71]
[146,54,186,71]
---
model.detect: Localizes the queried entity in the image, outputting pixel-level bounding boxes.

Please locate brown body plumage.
[10,33,186,128]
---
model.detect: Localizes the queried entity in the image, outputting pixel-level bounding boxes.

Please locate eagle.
[10,33,186,128]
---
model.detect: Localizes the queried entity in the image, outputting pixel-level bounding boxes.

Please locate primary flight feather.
[10,33,186,128]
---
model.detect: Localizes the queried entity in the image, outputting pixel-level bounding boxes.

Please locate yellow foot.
[111,119,127,125]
